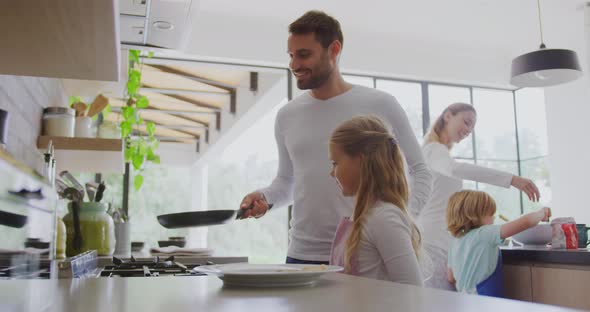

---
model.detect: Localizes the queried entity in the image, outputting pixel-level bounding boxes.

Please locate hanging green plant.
[122,49,160,191]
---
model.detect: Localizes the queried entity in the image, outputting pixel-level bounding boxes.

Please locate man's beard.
[295,53,333,90]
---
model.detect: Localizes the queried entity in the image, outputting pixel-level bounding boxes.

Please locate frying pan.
[157,204,273,229]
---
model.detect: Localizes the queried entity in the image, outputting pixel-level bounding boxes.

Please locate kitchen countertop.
[501,245,590,266]
[0,273,578,312]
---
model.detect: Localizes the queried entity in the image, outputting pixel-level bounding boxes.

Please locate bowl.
[158,240,186,248]
[131,241,144,252]
[512,224,552,246]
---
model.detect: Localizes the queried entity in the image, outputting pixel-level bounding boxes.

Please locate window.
[376,80,423,141]
[344,75,374,88]
[515,88,551,214]
[206,99,289,264]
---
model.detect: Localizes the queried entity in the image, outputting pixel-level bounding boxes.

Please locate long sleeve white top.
[356,201,424,286]
[418,142,512,251]
[259,85,433,261]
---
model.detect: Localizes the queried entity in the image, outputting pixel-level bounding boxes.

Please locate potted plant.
[121,50,160,190]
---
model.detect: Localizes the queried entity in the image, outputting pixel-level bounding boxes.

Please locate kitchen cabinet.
[0,0,120,81]
[531,265,590,310]
[502,264,533,301]
[503,262,590,310]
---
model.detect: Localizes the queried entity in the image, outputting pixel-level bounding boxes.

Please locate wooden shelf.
[37,136,122,152]
[37,136,123,174]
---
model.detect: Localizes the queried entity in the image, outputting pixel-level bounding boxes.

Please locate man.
[239,10,432,264]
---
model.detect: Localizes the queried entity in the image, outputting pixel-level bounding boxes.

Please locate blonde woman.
[446,190,550,296]
[420,103,541,290]
[328,115,424,285]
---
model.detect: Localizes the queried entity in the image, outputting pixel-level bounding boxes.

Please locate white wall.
[544,6,590,224]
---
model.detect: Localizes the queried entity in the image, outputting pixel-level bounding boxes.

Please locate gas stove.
[100,255,211,277]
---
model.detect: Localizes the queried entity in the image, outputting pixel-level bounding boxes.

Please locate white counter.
[0,273,578,312]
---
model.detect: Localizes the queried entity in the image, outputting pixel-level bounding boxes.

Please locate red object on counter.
[562,224,579,249]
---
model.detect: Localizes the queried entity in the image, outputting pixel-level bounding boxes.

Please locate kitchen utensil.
[0,109,8,149]
[71,102,87,117]
[59,171,85,199]
[157,204,273,229]
[95,182,106,202]
[512,224,552,246]
[158,240,186,248]
[85,182,98,202]
[62,187,83,251]
[74,116,93,138]
[87,94,109,118]
[498,214,510,222]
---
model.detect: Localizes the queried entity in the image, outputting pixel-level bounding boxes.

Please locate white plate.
[193,263,343,287]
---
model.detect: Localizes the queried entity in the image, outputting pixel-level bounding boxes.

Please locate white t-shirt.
[260,85,433,261]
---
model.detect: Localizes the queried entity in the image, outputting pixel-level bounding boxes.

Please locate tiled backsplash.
[0,75,67,170]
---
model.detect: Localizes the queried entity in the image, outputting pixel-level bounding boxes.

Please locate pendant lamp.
[510,0,582,87]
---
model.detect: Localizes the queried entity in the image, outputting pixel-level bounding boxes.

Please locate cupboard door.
[531,266,590,310]
[503,264,533,301]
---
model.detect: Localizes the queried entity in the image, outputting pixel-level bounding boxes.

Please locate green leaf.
[129,50,140,64]
[146,121,155,136]
[147,153,160,164]
[69,96,82,106]
[136,95,149,108]
[134,174,144,191]
[148,51,154,59]
[132,153,144,171]
[122,107,135,121]
[138,139,147,155]
[121,121,132,138]
[124,145,132,162]
[102,103,112,120]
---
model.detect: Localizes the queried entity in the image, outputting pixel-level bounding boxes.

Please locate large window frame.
[343,73,543,214]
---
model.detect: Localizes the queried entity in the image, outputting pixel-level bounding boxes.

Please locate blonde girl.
[446,190,550,296]
[328,115,424,285]
[419,102,540,290]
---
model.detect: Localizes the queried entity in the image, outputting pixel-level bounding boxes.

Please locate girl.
[420,102,541,290]
[329,115,425,285]
[446,190,551,296]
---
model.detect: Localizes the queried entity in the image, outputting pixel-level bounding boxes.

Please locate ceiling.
[176,0,587,87]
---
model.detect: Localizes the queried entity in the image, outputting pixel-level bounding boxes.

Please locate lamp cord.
[537,0,546,48]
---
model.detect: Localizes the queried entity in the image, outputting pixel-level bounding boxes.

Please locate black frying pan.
[157,204,273,229]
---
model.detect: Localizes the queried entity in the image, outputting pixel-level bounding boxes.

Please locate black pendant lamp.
[510,0,582,87]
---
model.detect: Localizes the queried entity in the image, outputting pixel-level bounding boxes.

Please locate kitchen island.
[0,273,576,312]
[502,245,590,310]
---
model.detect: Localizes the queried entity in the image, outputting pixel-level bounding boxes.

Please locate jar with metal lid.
[63,202,115,256]
[42,107,75,137]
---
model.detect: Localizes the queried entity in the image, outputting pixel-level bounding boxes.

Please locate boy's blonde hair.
[330,115,421,273]
[446,190,496,238]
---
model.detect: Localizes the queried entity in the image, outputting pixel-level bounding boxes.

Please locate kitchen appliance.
[0,109,8,150]
[157,204,273,229]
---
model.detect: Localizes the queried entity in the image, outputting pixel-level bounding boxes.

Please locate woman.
[420,103,540,290]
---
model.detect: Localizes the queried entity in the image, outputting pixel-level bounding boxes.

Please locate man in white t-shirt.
[239,10,432,264]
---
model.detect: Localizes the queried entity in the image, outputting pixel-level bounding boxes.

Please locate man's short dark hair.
[289,10,343,49]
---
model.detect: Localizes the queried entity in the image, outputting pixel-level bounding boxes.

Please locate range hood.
[120,0,197,50]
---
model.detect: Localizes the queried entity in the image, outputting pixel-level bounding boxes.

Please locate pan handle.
[236,203,274,219]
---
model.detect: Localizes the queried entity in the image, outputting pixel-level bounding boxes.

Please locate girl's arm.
[500,207,551,239]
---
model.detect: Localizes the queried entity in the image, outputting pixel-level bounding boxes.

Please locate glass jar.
[97,120,121,139]
[42,107,75,137]
[63,202,115,256]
